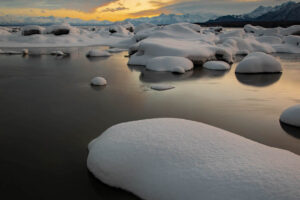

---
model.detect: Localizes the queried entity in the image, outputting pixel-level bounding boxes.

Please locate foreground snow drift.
[280,105,300,127]
[236,52,282,74]
[146,56,193,73]
[87,118,300,200]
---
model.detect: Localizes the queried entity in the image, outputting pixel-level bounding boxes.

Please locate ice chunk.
[87,118,300,200]
[280,105,300,127]
[203,61,230,71]
[146,56,193,73]
[90,77,107,86]
[236,52,282,74]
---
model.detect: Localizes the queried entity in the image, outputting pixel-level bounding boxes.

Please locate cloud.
[0,0,117,12]
[101,6,128,12]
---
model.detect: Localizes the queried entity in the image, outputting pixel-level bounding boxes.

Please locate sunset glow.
[0,0,297,22]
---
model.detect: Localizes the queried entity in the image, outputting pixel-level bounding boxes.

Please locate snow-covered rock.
[236,52,282,74]
[90,77,107,86]
[150,85,175,91]
[108,25,132,37]
[45,24,72,35]
[146,56,193,73]
[203,61,230,71]
[280,105,300,127]
[21,25,44,36]
[86,50,111,57]
[87,118,300,200]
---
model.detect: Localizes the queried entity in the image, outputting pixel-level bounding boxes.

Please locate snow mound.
[151,85,175,91]
[283,35,300,46]
[87,118,300,200]
[134,23,156,34]
[280,105,300,127]
[90,77,107,86]
[87,50,111,57]
[203,61,230,71]
[146,56,193,73]
[236,52,282,74]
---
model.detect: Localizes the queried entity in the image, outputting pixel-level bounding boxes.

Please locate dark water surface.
[0,47,299,199]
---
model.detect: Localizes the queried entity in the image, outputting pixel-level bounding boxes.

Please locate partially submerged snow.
[51,51,65,56]
[280,105,300,127]
[150,85,175,91]
[145,56,193,73]
[90,77,107,86]
[236,52,282,74]
[87,118,300,200]
[203,61,230,71]
[86,50,111,57]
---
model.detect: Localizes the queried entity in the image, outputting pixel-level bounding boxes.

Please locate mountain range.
[0,1,299,26]
[209,1,300,23]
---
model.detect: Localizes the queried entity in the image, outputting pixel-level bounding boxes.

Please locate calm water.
[0,46,299,199]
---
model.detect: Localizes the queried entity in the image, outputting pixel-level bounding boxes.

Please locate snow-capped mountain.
[244,5,275,19]
[210,1,300,23]
[120,13,218,25]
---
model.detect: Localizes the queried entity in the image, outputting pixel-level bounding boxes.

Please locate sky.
[0,0,298,22]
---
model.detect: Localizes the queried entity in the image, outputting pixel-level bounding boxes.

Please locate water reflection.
[128,65,228,83]
[88,171,140,200]
[236,73,282,87]
[280,122,300,139]
[87,57,110,62]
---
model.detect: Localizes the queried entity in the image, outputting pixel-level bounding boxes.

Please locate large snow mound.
[203,61,230,71]
[87,118,300,200]
[280,105,300,127]
[146,56,193,73]
[236,52,282,74]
